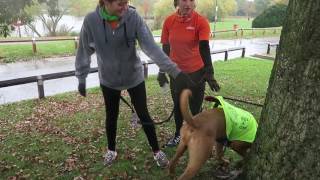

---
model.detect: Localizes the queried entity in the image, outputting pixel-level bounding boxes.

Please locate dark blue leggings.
[101,82,159,152]
[170,68,206,137]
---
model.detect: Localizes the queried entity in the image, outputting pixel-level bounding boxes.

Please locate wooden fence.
[211,27,282,38]
[267,43,279,54]
[0,47,245,99]
[0,27,281,54]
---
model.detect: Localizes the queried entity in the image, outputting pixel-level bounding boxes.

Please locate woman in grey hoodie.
[75,0,193,168]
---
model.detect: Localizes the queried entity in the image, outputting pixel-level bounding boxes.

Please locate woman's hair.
[174,0,178,8]
[99,0,118,6]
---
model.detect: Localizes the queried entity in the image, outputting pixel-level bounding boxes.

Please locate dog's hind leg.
[169,142,187,176]
[178,137,214,180]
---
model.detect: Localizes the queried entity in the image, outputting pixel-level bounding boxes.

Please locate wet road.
[0,37,279,104]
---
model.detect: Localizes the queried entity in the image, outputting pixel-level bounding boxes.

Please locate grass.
[210,17,253,31]
[0,57,273,179]
[0,40,76,63]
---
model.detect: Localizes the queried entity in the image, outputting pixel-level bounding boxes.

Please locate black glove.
[157,71,169,87]
[78,82,86,97]
[204,67,220,92]
[175,72,196,90]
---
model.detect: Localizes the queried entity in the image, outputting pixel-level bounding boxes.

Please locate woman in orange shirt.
[158,0,220,147]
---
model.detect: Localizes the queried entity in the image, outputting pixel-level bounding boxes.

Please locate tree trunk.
[244,0,320,179]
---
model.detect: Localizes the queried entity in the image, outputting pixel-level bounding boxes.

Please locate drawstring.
[102,19,108,43]
[124,22,129,47]
[102,19,129,47]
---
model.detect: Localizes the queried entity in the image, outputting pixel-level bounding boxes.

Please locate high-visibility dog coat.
[212,96,258,143]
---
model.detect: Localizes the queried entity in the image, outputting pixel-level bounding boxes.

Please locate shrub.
[252,4,287,28]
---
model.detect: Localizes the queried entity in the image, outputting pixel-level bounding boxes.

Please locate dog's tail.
[180,89,198,129]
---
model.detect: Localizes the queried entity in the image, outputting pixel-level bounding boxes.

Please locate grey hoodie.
[75,6,181,90]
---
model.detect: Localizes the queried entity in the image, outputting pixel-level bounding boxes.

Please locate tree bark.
[244,0,320,179]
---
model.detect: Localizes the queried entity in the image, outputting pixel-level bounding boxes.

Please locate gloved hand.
[157,71,169,87]
[175,72,196,90]
[204,67,220,92]
[78,82,86,97]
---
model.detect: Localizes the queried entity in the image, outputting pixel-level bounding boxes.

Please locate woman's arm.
[136,14,180,78]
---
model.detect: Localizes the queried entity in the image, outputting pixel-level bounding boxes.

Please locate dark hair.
[174,0,178,8]
[99,0,118,7]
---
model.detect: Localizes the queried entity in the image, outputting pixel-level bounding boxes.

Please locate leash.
[120,95,174,126]
[204,91,264,108]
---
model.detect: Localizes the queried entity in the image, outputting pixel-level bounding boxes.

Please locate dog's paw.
[219,157,230,167]
[168,163,175,175]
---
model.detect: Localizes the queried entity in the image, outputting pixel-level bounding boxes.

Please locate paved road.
[0,37,279,104]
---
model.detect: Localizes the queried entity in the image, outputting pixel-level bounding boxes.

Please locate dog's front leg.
[215,142,230,167]
[169,143,187,176]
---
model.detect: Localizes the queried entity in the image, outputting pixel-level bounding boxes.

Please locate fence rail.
[0,27,281,54]
[211,27,282,38]
[267,43,279,54]
[0,47,245,99]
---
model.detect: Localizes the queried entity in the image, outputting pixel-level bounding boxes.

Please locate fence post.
[235,30,238,37]
[241,29,244,37]
[224,51,228,61]
[74,37,78,49]
[267,43,271,54]
[37,75,45,99]
[241,48,246,58]
[32,37,37,54]
[263,29,266,35]
[143,63,148,79]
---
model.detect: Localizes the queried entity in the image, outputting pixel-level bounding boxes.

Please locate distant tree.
[68,0,97,17]
[153,0,175,29]
[0,0,32,37]
[131,0,157,18]
[254,0,288,16]
[254,0,272,15]
[197,0,239,21]
[24,0,73,37]
[236,0,248,16]
[272,0,289,5]
[212,0,237,21]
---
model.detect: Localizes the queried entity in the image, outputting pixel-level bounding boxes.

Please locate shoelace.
[155,152,164,159]
[106,152,115,161]
[174,136,181,143]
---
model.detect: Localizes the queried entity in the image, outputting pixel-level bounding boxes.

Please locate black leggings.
[101,82,159,152]
[170,68,205,137]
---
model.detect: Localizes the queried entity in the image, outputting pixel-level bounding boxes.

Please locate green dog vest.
[211,96,258,143]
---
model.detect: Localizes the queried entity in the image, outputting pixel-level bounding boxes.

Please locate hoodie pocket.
[127,37,137,47]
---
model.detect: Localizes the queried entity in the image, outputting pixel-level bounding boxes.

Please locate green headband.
[100,7,119,21]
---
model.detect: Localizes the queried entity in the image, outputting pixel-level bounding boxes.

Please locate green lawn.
[210,17,253,31]
[0,40,76,63]
[0,57,273,179]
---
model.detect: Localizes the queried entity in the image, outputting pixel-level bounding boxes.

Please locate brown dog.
[168,89,257,180]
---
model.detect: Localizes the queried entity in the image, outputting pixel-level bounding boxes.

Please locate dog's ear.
[204,96,220,107]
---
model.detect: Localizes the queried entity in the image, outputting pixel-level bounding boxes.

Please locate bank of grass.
[0,40,75,63]
[0,58,273,179]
